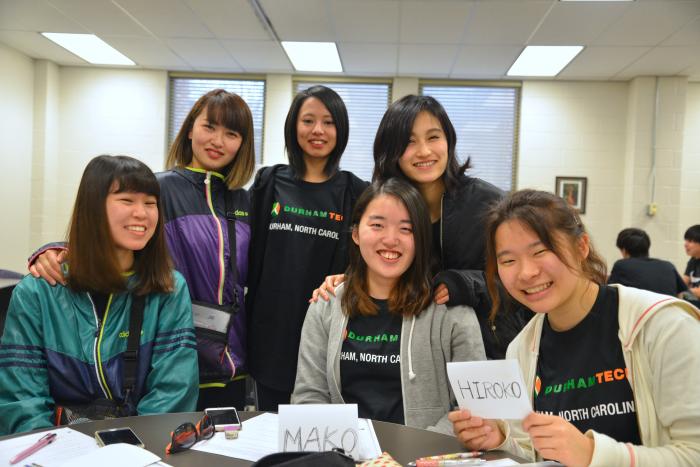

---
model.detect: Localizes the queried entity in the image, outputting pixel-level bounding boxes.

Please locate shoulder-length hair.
[342,178,433,318]
[484,189,607,321]
[284,85,349,178]
[166,89,255,190]
[66,155,173,295]
[372,94,470,194]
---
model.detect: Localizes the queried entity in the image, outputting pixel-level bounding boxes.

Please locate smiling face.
[494,219,593,329]
[352,194,415,298]
[296,97,337,163]
[398,111,448,190]
[188,107,242,172]
[106,188,158,270]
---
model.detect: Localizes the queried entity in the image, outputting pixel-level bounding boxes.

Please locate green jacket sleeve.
[0,279,55,435]
[136,273,199,415]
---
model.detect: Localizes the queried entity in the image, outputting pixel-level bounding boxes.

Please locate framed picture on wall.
[555,176,587,214]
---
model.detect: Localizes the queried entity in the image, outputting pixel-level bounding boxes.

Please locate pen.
[419,452,484,461]
[10,433,57,465]
[411,460,485,467]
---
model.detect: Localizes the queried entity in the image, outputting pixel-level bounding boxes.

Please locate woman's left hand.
[433,283,450,305]
[522,412,594,467]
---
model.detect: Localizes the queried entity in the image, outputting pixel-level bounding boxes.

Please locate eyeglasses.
[165,414,215,454]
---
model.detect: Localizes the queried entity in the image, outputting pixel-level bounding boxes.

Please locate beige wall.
[0,43,34,272]
[1,44,699,274]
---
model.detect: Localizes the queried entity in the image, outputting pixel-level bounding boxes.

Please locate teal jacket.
[0,272,199,435]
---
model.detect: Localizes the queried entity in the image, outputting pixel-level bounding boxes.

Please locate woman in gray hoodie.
[292,178,486,434]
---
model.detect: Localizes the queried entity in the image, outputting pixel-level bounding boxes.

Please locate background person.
[683,224,700,302]
[0,155,198,435]
[246,85,367,410]
[448,189,700,466]
[608,227,687,296]
[292,178,485,433]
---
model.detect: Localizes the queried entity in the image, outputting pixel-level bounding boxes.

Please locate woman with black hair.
[293,178,485,432]
[0,155,198,435]
[246,85,367,410]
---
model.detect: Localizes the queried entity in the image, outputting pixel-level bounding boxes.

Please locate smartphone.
[95,427,145,448]
[204,406,242,431]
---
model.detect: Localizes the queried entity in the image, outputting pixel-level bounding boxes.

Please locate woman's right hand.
[309,274,345,303]
[448,409,504,451]
[29,249,67,286]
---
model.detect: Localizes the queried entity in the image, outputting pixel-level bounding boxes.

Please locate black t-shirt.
[340,300,404,424]
[251,166,350,391]
[534,286,641,445]
[431,220,442,266]
[608,257,686,296]
[685,258,700,288]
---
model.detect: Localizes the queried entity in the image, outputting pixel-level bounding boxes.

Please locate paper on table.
[191,412,383,462]
[53,443,160,467]
[482,459,520,466]
[447,360,531,420]
[357,418,382,460]
[191,412,279,462]
[0,427,98,467]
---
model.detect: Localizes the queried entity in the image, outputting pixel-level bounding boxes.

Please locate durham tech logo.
[270,201,343,221]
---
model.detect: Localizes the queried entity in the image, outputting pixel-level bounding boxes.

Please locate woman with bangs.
[246,85,367,410]
[292,178,485,432]
[0,155,198,435]
[28,89,256,409]
[449,190,700,466]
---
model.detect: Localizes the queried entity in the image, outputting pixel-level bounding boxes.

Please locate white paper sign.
[447,359,531,420]
[278,404,360,459]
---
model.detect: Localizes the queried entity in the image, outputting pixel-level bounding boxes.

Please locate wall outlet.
[647,203,658,216]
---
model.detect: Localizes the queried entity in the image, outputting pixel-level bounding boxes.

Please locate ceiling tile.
[183,0,270,40]
[593,1,700,46]
[260,0,334,41]
[462,0,552,45]
[0,0,85,32]
[451,45,522,78]
[558,46,650,79]
[48,0,149,36]
[166,38,242,70]
[400,0,472,44]
[330,0,399,43]
[113,0,213,38]
[220,40,292,72]
[530,2,631,46]
[0,30,87,64]
[398,44,457,77]
[615,46,700,79]
[662,16,700,46]
[338,42,398,75]
[102,36,189,68]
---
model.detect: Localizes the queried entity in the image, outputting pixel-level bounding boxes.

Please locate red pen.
[10,432,57,465]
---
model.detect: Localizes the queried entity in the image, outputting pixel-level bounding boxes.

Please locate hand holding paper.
[447,360,531,420]
[448,409,504,451]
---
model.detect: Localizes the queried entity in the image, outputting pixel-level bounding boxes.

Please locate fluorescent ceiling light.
[41,33,135,66]
[507,46,583,77]
[560,1,634,2]
[281,41,342,73]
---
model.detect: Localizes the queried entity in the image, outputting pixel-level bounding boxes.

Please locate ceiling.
[1,0,699,81]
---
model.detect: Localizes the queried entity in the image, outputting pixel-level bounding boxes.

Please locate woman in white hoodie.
[449,189,700,466]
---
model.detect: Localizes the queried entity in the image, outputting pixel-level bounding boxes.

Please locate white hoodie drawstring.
[407,315,417,380]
